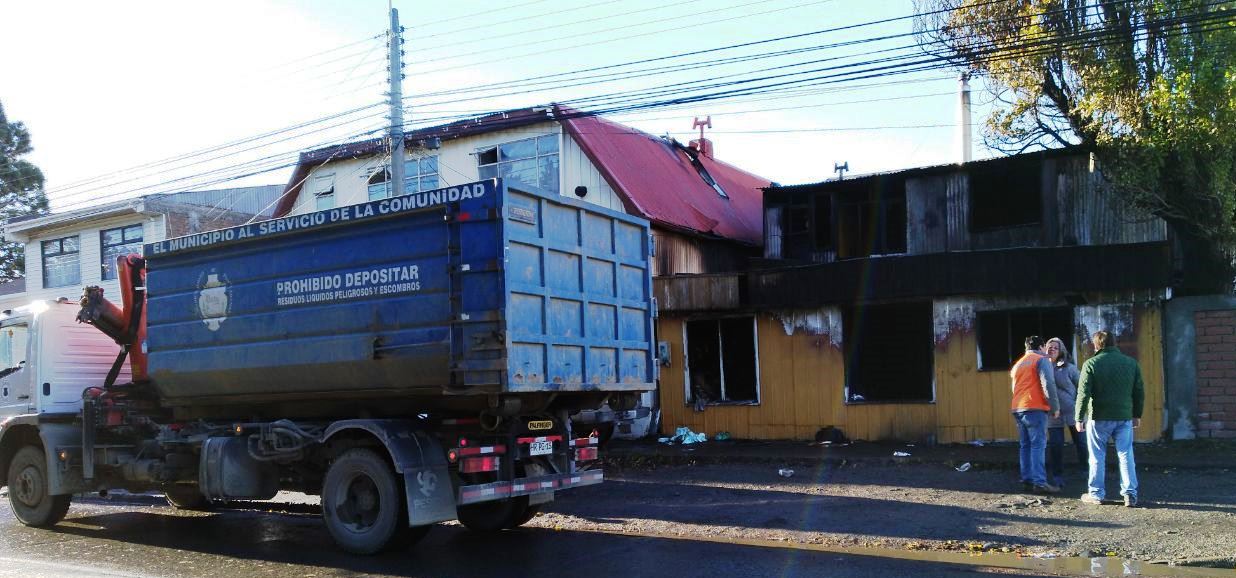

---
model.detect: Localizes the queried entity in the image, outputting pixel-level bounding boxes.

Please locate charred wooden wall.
[764,152,1168,261]
[654,274,744,312]
[652,228,757,276]
[657,299,1165,442]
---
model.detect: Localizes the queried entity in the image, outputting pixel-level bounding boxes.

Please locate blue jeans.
[1013,410,1048,486]
[1085,420,1138,499]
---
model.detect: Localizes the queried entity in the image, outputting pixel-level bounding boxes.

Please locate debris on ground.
[659,427,708,445]
[893,451,912,457]
[713,432,731,441]
[970,440,986,447]
[955,462,972,472]
[777,468,795,478]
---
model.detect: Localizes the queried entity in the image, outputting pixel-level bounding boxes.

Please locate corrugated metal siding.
[944,172,971,251]
[764,207,782,259]
[652,230,752,276]
[654,275,742,312]
[906,175,948,254]
[162,185,285,218]
[1056,155,1167,246]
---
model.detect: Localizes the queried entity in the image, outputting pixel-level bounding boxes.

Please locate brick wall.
[1194,309,1236,438]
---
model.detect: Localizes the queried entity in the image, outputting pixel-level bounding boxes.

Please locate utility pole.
[388,8,406,197]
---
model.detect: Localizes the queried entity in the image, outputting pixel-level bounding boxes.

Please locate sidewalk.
[607,437,1236,470]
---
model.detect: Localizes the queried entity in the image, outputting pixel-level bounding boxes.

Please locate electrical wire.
[37,2,1234,213]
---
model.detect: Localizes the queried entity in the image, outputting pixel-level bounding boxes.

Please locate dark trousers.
[1047,426,1088,484]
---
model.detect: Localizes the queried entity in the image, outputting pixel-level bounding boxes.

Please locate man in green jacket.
[1075,330,1145,507]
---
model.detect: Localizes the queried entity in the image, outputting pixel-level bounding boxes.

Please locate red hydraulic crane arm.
[77,254,148,383]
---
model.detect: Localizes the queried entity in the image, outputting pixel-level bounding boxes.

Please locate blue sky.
[0,0,997,211]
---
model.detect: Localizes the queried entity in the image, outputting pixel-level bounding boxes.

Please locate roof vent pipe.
[958,73,972,164]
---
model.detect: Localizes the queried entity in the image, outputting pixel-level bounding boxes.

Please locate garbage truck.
[0,179,656,554]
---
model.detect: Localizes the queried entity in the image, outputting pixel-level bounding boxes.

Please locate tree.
[0,99,50,282]
[917,0,1236,292]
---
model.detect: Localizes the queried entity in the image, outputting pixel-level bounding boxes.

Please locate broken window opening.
[813,193,833,250]
[844,302,933,403]
[969,157,1042,231]
[685,317,759,405]
[834,176,906,259]
[976,308,1074,371]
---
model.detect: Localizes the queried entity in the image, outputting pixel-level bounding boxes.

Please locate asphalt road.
[0,494,1066,578]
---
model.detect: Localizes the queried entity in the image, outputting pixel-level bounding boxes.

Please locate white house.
[276,105,769,278]
[0,185,282,318]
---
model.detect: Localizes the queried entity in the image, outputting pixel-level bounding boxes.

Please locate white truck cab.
[0,300,130,419]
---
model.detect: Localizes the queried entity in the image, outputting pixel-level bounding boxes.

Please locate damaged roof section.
[560,109,765,245]
[278,104,769,247]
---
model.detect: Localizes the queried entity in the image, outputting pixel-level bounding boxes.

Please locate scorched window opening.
[684,317,759,405]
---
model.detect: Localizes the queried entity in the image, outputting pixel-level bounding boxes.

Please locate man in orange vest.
[1011,335,1061,494]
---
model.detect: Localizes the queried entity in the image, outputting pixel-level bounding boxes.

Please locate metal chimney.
[958,73,972,164]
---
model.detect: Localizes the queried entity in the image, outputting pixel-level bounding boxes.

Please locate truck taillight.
[575,447,598,462]
[460,456,500,473]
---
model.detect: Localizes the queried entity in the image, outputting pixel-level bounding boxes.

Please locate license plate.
[528,440,553,456]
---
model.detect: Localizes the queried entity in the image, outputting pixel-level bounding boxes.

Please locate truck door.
[0,321,32,416]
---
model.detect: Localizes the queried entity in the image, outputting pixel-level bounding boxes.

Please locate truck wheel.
[457,496,530,532]
[511,504,540,528]
[7,446,71,527]
[321,448,407,554]
[163,485,210,510]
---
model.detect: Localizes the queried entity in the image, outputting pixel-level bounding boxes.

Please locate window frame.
[311,173,335,211]
[367,169,390,201]
[843,301,935,404]
[41,235,81,289]
[975,307,1074,371]
[681,315,762,406]
[476,134,560,195]
[99,224,144,281]
[404,155,440,193]
[968,159,1043,233]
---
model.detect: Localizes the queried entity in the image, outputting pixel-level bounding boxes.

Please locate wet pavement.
[0,495,1057,578]
[1,489,1234,578]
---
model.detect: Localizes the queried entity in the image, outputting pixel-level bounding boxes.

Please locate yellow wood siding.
[658,303,1165,443]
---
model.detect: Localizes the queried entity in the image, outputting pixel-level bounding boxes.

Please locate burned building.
[655,150,1174,442]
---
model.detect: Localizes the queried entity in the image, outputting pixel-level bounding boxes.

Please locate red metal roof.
[557,107,767,245]
[277,105,768,246]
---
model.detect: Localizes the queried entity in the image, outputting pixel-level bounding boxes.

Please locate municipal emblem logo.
[197,271,231,331]
[417,470,438,497]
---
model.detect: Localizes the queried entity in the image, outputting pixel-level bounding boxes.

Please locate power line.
[48,115,390,209]
[409,0,624,44]
[43,104,385,198]
[409,0,837,74]
[409,0,555,29]
[51,123,391,213]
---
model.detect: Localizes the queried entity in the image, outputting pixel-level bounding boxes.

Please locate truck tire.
[6,446,71,527]
[321,448,409,555]
[457,496,531,532]
[511,504,540,528]
[163,484,210,510]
